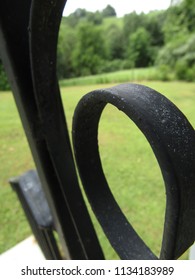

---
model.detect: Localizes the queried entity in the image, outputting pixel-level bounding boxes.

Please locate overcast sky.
[63,0,172,17]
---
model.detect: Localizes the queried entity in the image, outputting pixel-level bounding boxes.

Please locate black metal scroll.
[0,1,195,259]
[0,0,104,260]
[72,84,195,259]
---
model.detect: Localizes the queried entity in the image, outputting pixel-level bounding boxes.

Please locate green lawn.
[59,67,162,87]
[1,81,195,259]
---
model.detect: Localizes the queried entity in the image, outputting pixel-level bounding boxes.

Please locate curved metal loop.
[72,83,195,260]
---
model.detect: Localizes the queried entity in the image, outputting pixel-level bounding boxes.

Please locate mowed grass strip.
[59,67,162,87]
[0,81,195,259]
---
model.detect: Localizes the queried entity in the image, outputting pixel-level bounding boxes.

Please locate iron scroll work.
[0,1,195,260]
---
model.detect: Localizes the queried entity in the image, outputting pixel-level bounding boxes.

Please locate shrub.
[185,65,195,82]
[175,60,189,80]
[0,63,10,91]
[157,64,172,81]
[174,60,195,82]
[99,59,127,73]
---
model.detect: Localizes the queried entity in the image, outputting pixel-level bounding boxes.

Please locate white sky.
[63,0,172,17]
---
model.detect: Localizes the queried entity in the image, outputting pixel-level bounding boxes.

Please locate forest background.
[0,0,195,89]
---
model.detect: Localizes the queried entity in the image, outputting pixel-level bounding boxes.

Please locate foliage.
[155,34,189,67]
[105,24,125,60]
[127,28,153,68]
[182,0,195,32]
[65,4,116,27]
[175,60,195,81]
[173,34,195,65]
[65,8,89,27]
[156,64,173,81]
[1,1,195,83]
[58,5,171,80]
[123,12,146,42]
[86,11,103,25]
[57,25,76,78]
[0,61,10,91]
[155,0,195,81]
[102,5,116,17]
[175,60,189,80]
[163,5,186,43]
[71,22,106,76]
[144,11,165,47]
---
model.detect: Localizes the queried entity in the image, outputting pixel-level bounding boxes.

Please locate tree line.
[1,1,195,90]
[57,5,164,79]
[57,0,195,81]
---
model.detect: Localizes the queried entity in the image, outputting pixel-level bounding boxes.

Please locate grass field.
[59,67,166,87]
[1,81,195,259]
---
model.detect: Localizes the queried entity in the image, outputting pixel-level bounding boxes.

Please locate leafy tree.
[145,11,165,47]
[162,4,187,43]
[123,12,146,42]
[57,25,76,78]
[182,0,195,32]
[72,23,106,76]
[58,2,195,82]
[102,5,116,17]
[105,24,125,60]
[70,8,88,20]
[66,8,88,27]
[156,0,195,72]
[87,11,103,25]
[127,28,153,67]
[173,34,195,65]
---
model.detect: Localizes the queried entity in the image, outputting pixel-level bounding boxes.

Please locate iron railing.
[0,1,195,260]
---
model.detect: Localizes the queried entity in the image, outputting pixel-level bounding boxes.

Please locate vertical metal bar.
[0,0,104,259]
[29,0,104,260]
